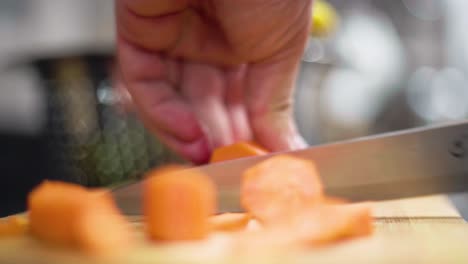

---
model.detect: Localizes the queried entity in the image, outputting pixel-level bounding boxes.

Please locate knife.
[112,119,468,215]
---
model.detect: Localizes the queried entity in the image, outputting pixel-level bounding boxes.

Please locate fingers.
[244,7,310,152]
[151,128,211,165]
[116,0,240,65]
[116,0,185,52]
[123,0,189,17]
[118,40,210,164]
[181,63,235,148]
[225,65,252,142]
[134,107,210,164]
[246,56,308,152]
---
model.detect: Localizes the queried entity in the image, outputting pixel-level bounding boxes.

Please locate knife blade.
[112,119,468,215]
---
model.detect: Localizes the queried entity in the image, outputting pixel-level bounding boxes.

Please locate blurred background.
[1,0,468,216]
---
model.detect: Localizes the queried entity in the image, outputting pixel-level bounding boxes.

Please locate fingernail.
[293,135,309,149]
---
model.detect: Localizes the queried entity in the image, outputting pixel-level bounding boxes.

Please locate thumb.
[246,57,308,152]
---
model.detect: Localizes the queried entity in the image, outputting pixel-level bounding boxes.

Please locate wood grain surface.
[0,195,467,264]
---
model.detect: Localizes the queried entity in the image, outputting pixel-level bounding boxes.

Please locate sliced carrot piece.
[208,213,251,232]
[234,203,372,252]
[28,181,133,256]
[210,141,268,163]
[0,215,28,237]
[143,165,217,241]
[241,155,323,225]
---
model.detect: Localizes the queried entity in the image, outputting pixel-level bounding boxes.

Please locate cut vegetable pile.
[1,141,373,256]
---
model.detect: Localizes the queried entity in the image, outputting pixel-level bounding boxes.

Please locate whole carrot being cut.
[210,141,268,163]
[28,181,133,256]
[143,165,217,241]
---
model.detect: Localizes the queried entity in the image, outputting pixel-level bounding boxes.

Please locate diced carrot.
[0,215,28,237]
[210,141,268,163]
[28,181,133,256]
[208,213,251,232]
[143,165,217,241]
[241,155,323,225]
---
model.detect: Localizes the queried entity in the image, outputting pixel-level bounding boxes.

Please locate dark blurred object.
[0,133,51,216]
[0,53,183,216]
[33,54,183,187]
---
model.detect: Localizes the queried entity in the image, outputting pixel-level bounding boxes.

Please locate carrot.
[143,165,217,241]
[208,213,251,232]
[0,215,28,237]
[241,155,323,225]
[238,154,373,249]
[28,181,133,256]
[235,203,372,251]
[210,141,268,163]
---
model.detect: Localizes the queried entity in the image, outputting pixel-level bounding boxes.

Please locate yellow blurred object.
[310,0,339,37]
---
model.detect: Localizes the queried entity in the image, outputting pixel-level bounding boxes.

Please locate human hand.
[116,0,312,164]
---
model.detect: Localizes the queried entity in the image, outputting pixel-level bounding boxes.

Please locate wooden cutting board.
[1,195,468,264]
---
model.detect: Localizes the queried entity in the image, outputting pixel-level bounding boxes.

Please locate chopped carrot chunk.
[28,181,133,256]
[210,141,268,163]
[143,166,217,241]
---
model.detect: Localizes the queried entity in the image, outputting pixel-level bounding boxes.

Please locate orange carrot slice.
[28,181,132,256]
[237,154,374,249]
[143,165,217,241]
[210,141,268,163]
[234,203,372,252]
[0,215,28,237]
[208,213,251,232]
[241,155,323,225]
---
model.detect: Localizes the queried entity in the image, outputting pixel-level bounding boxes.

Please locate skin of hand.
[116,0,312,164]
